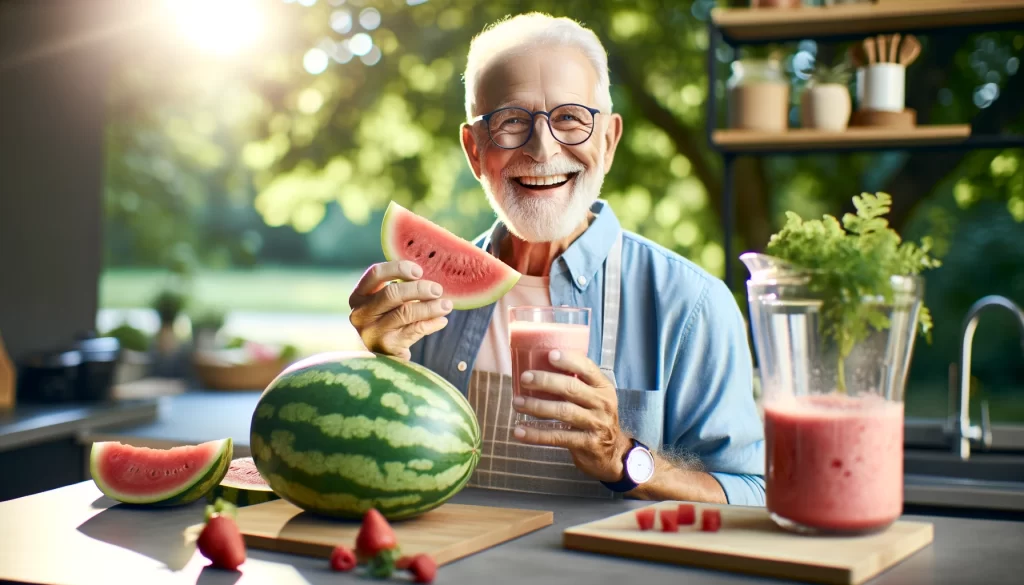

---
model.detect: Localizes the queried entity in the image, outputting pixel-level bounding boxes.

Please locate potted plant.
[190,308,226,352]
[102,321,153,385]
[150,287,189,372]
[800,58,853,131]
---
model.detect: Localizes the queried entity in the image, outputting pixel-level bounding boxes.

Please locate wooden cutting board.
[235,498,553,565]
[0,329,15,409]
[563,502,933,585]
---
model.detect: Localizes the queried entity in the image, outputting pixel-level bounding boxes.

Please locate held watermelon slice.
[90,438,233,506]
[206,457,280,507]
[381,201,520,310]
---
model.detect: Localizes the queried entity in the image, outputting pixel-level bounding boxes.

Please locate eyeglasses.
[469,103,600,150]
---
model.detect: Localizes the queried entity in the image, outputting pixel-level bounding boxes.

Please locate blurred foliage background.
[98,0,1023,420]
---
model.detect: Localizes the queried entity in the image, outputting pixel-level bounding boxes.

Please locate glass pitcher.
[741,252,924,535]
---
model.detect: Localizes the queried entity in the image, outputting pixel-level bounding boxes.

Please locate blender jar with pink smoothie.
[741,253,924,535]
[508,306,590,428]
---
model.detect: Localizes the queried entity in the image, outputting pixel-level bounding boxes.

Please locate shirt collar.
[482,199,621,292]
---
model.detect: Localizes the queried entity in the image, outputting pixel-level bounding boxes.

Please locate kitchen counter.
[78,391,260,455]
[0,479,1022,585]
[0,398,159,453]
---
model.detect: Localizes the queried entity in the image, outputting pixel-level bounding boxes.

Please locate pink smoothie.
[764,393,904,533]
[509,321,589,403]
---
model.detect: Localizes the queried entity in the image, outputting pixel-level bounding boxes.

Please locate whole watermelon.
[249,351,481,521]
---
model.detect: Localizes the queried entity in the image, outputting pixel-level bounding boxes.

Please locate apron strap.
[599,231,623,372]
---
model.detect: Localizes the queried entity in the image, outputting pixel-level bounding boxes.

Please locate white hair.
[463,12,614,122]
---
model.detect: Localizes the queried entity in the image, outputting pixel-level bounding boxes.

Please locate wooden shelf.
[712,125,972,153]
[711,0,1024,43]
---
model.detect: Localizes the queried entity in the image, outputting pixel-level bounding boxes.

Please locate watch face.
[626,447,655,484]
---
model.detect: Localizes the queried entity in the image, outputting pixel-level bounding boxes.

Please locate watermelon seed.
[407,240,414,246]
[429,251,436,258]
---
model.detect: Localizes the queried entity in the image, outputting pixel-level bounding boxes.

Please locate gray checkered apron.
[465,232,623,498]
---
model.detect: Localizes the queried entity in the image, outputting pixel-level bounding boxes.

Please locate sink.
[903,450,1024,513]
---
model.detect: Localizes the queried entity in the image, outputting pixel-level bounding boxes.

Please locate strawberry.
[677,503,696,525]
[701,509,721,532]
[357,508,401,577]
[635,508,655,530]
[330,545,356,572]
[196,514,246,570]
[356,508,398,560]
[659,509,679,532]
[405,553,437,583]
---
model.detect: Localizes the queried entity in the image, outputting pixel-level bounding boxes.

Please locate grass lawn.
[100,267,365,314]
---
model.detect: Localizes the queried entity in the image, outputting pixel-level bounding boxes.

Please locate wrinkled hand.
[511,350,632,483]
[348,261,452,360]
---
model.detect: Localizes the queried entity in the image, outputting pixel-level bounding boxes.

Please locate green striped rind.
[161,440,234,506]
[90,438,233,506]
[250,353,481,520]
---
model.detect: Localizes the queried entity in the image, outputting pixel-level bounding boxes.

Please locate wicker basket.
[193,357,289,391]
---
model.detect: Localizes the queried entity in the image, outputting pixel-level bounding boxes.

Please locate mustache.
[501,158,586,178]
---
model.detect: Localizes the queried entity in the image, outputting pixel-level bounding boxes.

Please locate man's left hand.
[511,350,632,483]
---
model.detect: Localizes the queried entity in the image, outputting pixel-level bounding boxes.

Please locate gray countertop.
[78,391,261,455]
[0,480,1022,585]
[0,398,159,452]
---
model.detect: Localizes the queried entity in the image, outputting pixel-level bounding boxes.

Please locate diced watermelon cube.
[660,509,679,532]
[677,503,696,525]
[701,509,721,532]
[635,508,656,530]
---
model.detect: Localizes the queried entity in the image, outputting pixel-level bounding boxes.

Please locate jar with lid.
[727,58,790,132]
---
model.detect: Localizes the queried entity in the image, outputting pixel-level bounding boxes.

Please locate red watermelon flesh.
[381,201,520,310]
[221,457,272,491]
[90,438,233,505]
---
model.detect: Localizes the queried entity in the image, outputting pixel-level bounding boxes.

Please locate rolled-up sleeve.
[664,276,766,507]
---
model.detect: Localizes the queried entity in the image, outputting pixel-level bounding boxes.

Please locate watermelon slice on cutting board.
[206,457,280,507]
[381,201,521,310]
[90,438,233,506]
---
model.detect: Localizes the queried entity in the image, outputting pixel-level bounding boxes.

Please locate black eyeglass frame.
[468,103,602,150]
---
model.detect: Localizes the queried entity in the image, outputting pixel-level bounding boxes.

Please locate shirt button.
[457,361,467,372]
[577,275,587,286]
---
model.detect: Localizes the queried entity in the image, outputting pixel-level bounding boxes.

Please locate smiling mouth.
[513,172,579,191]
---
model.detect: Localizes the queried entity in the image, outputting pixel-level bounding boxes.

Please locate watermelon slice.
[206,457,280,507]
[90,438,233,506]
[381,201,520,310]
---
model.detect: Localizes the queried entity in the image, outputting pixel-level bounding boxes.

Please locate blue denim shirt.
[409,200,766,506]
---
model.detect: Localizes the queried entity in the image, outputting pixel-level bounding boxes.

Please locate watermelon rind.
[90,438,233,506]
[380,201,520,311]
[249,352,482,521]
[206,457,281,507]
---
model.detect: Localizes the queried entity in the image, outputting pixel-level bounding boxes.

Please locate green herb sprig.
[764,193,941,392]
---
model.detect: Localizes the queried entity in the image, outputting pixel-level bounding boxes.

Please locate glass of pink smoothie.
[742,252,925,535]
[508,306,591,429]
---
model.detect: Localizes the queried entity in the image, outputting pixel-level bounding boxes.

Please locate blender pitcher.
[741,252,924,535]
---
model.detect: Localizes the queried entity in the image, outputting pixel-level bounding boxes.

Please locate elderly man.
[348,13,765,506]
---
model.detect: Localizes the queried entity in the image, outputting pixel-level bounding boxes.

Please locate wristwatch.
[600,438,655,492]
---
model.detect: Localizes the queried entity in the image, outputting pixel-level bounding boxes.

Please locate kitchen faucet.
[949,295,1024,460]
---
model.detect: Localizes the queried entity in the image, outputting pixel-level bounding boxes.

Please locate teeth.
[517,174,569,186]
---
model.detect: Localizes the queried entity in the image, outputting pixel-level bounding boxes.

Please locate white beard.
[480,154,605,243]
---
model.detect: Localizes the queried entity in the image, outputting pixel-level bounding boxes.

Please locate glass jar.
[727,59,790,132]
[741,253,923,535]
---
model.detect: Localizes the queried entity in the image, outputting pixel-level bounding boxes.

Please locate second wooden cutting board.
[563,501,933,585]
[234,498,554,565]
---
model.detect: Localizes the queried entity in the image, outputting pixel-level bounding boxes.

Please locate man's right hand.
[348,261,453,360]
